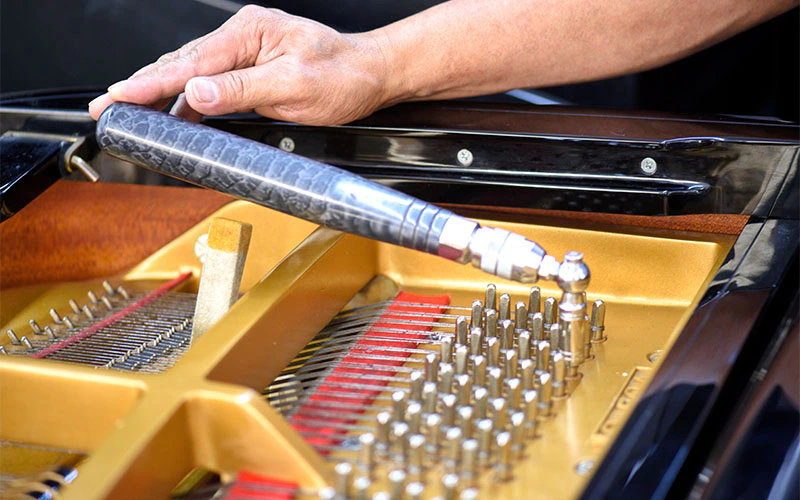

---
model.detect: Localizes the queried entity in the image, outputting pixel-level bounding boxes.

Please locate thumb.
[184,65,290,116]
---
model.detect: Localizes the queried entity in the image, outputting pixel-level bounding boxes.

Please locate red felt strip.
[222,471,297,499]
[30,272,193,359]
[291,291,450,450]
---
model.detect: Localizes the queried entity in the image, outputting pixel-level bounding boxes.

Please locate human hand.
[88,5,396,126]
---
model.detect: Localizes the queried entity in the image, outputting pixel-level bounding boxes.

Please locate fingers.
[169,93,204,123]
[182,63,294,116]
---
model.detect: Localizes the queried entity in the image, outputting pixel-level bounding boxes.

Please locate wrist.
[354,29,415,108]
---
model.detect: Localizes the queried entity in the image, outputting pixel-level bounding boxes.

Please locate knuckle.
[222,71,250,102]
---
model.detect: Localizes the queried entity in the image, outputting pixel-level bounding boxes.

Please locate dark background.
[1,0,797,121]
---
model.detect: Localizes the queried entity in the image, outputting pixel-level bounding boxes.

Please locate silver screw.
[640,157,657,175]
[457,148,474,167]
[575,459,595,476]
[279,137,296,152]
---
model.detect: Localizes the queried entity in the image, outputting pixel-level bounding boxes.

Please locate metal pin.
[491,397,508,431]
[530,312,544,341]
[591,300,607,343]
[473,387,489,420]
[116,286,130,299]
[523,390,539,438]
[423,382,438,414]
[425,413,443,456]
[0,346,6,355]
[487,337,500,367]
[444,427,463,471]
[392,422,410,465]
[392,391,407,423]
[518,330,531,361]
[335,462,353,499]
[510,412,526,456]
[550,323,562,354]
[101,295,114,309]
[376,412,391,455]
[485,284,497,311]
[529,286,541,314]
[372,492,390,500]
[88,290,99,305]
[388,469,406,500]
[455,374,472,407]
[359,433,375,477]
[499,319,514,351]
[460,489,479,500]
[536,341,550,373]
[472,355,487,387]
[69,299,81,314]
[520,359,535,392]
[82,305,94,320]
[439,362,454,394]
[407,402,423,435]
[62,316,74,329]
[29,320,43,335]
[484,308,498,339]
[354,477,372,500]
[498,293,511,322]
[443,474,460,500]
[469,327,483,357]
[102,280,116,295]
[537,372,553,418]
[406,482,424,500]
[470,300,483,329]
[441,336,453,364]
[20,336,33,349]
[458,406,474,439]
[505,378,522,410]
[551,351,567,399]
[514,302,527,333]
[6,330,19,345]
[455,345,469,376]
[408,434,425,482]
[410,370,425,401]
[544,297,557,330]
[43,326,56,339]
[488,367,503,400]
[441,394,457,427]
[425,352,441,383]
[455,316,468,345]
[49,308,63,324]
[461,439,479,488]
[495,432,513,481]
[504,349,518,379]
[319,487,336,500]
[477,418,493,465]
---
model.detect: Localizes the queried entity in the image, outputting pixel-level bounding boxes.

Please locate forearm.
[372,0,797,104]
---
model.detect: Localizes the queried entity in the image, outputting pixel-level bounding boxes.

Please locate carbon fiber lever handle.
[96,103,573,284]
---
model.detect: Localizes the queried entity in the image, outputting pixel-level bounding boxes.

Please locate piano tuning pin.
[20,336,33,349]
[537,372,553,418]
[391,422,410,465]
[69,299,81,314]
[388,469,406,500]
[441,394,458,427]
[515,302,527,332]
[425,413,443,457]
[505,378,522,411]
[444,427,463,473]
[334,462,353,499]
[461,438,479,488]
[455,345,468,376]
[7,329,20,345]
[529,286,541,314]
[409,370,424,401]
[495,431,513,482]
[29,319,43,335]
[518,330,531,361]
[510,412,526,457]
[44,326,56,339]
[117,286,130,299]
[523,390,539,438]
[354,476,372,500]
[504,349,518,379]
[0,346,6,355]
[82,305,94,320]
[591,299,607,343]
[376,412,392,455]
[458,405,474,440]
[455,316,468,346]
[470,300,482,330]
[455,374,472,407]
[499,319,513,351]
[406,402,422,435]
[102,280,116,295]
[49,308,63,324]
[440,336,453,364]
[485,284,497,311]
[472,354,487,387]
[473,387,489,420]
[487,337,500,367]
[62,316,74,329]
[551,351,567,399]
[498,293,511,322]
[477,418,494,466]
[102,295,114,309]
[423,382,438,414]
[484,309,498,339]
[550,323,562,353]
[442,473,460,500]
[392,391,407,423]
[469,327,483,357]
[407,434,425,482]
[425,352,441,382]
[406,481,424,500]
[439,362,455,395]
[544,297,557,331]
[88,290,99,305]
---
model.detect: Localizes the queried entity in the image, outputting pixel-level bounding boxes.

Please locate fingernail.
[107,80,127,93]
[190,78,218,104]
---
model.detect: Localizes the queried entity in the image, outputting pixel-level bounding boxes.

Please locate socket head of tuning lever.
[557,251,590,293]
[438,216,562,283]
